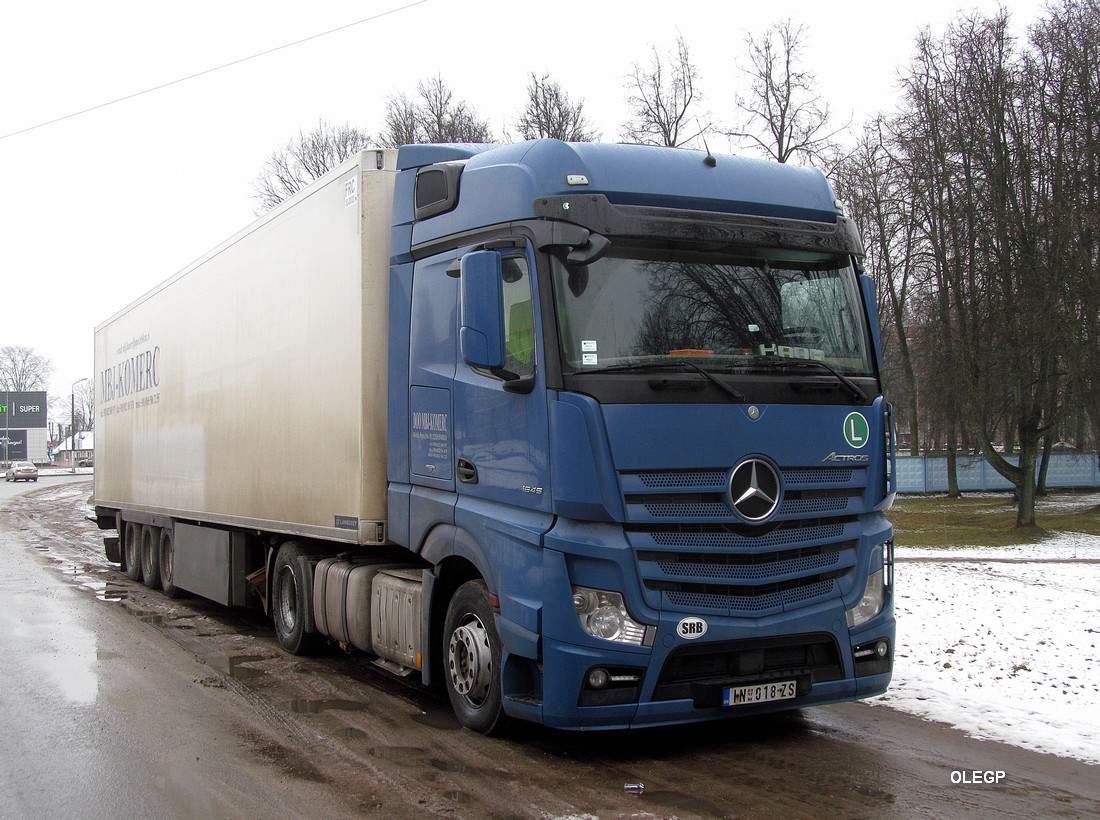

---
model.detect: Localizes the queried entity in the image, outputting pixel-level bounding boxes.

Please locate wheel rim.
[141,530,155,577]
[448,614,492,706]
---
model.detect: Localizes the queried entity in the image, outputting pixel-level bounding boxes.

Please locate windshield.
[550,246,875,377]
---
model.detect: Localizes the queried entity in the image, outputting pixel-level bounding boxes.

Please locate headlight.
[572,586,649,646]
[846,568,885,628]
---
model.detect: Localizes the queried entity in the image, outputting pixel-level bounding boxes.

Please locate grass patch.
[890,491,1100,548]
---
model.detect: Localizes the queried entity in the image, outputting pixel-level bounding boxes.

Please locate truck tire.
[123,521,143,581]
[271,542,320,655]
[443,580,508,735]
[140,525,161,588]
[157,528,181,598]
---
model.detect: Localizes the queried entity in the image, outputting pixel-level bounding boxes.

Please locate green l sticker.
[844,412,869,449]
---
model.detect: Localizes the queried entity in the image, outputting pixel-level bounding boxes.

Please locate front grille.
[620,466,867,524]
[637,470,728,488]
[630,517,859,615]
[648,521,845,550]
[622,461,866,616]
[649,575,845,612]
[638,542,850,581]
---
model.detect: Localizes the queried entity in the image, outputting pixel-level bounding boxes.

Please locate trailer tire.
[158,528,181,598]
[271,542,320,655]
[140,525,161,588]
[443,580,508,735]
[123,521,143,581]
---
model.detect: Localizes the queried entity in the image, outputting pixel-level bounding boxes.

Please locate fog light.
[587,668,610,689]
[852,638,892,677]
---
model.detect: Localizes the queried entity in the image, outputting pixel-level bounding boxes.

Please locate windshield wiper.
[576,360,746,402]
[747,357,867,403]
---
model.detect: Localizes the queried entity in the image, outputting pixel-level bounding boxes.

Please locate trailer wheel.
[443,580,508,735]
[271,542,319,655]
[123,521,143,581]
[158,528,181,598]
[140,525,161,588]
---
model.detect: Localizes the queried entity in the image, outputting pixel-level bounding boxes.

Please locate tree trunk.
[945,424,960,498]
[1036,434,1053,497]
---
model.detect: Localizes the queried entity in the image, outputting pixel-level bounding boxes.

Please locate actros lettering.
[822,452,870,463]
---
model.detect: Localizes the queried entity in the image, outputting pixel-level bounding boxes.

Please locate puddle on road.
[83,579,128,601]
[428,757,467,774]
[442,789,473,804]
[30,530,130,604]
[208,654,271,682]
[367,745,428,762]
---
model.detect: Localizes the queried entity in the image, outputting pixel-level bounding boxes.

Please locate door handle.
[457,459,478,484]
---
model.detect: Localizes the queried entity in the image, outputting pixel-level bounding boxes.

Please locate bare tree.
[727,19,846,166]
[621,35,708,147]
[515,73,599,141]
[1031,0,1100,464]
[890,8,1078,526]
[834,123,926,456]
[0,346,52,391]
[382,94,421,147]
[380,76,493,147]
[252,119,372,213]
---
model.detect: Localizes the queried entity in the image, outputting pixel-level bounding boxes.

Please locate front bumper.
[502,599,894,730]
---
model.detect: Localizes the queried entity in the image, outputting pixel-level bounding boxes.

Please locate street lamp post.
[71,377,90,473]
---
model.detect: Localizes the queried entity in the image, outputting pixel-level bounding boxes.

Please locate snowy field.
[878,497,1100,766]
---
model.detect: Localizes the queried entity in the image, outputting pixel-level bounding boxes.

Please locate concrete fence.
[896,452,1100,494]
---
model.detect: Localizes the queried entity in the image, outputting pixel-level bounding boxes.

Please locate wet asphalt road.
[1,477,1098,819]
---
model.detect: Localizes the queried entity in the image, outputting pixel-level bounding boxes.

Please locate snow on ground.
[876,507,1100,765]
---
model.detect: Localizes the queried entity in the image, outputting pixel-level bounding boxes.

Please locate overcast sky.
[1,0,1046,412]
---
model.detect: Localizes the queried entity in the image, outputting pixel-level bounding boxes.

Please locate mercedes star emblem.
[728,458,781,521]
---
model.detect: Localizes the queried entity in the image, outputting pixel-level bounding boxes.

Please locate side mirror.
[860,273,884,374]
[459,250,505,369]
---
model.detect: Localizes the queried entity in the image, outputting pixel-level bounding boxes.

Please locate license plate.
[723,680,797,707]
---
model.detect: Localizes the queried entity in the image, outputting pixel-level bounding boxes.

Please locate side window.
[501,256,535,378]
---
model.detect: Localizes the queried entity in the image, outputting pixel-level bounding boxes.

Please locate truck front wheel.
[271,542,319,655]
[443,580,508,735]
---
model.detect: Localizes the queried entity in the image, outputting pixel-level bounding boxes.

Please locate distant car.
[78,458,94,468]
[5,462,38,482]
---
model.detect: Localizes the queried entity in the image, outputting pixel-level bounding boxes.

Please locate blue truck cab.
[387,140,896,732]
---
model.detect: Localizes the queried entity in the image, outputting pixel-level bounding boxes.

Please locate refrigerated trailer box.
[96,152,395,546]
[96,140,896,734]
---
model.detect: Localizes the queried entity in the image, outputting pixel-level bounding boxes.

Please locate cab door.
[452,245,551,514]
